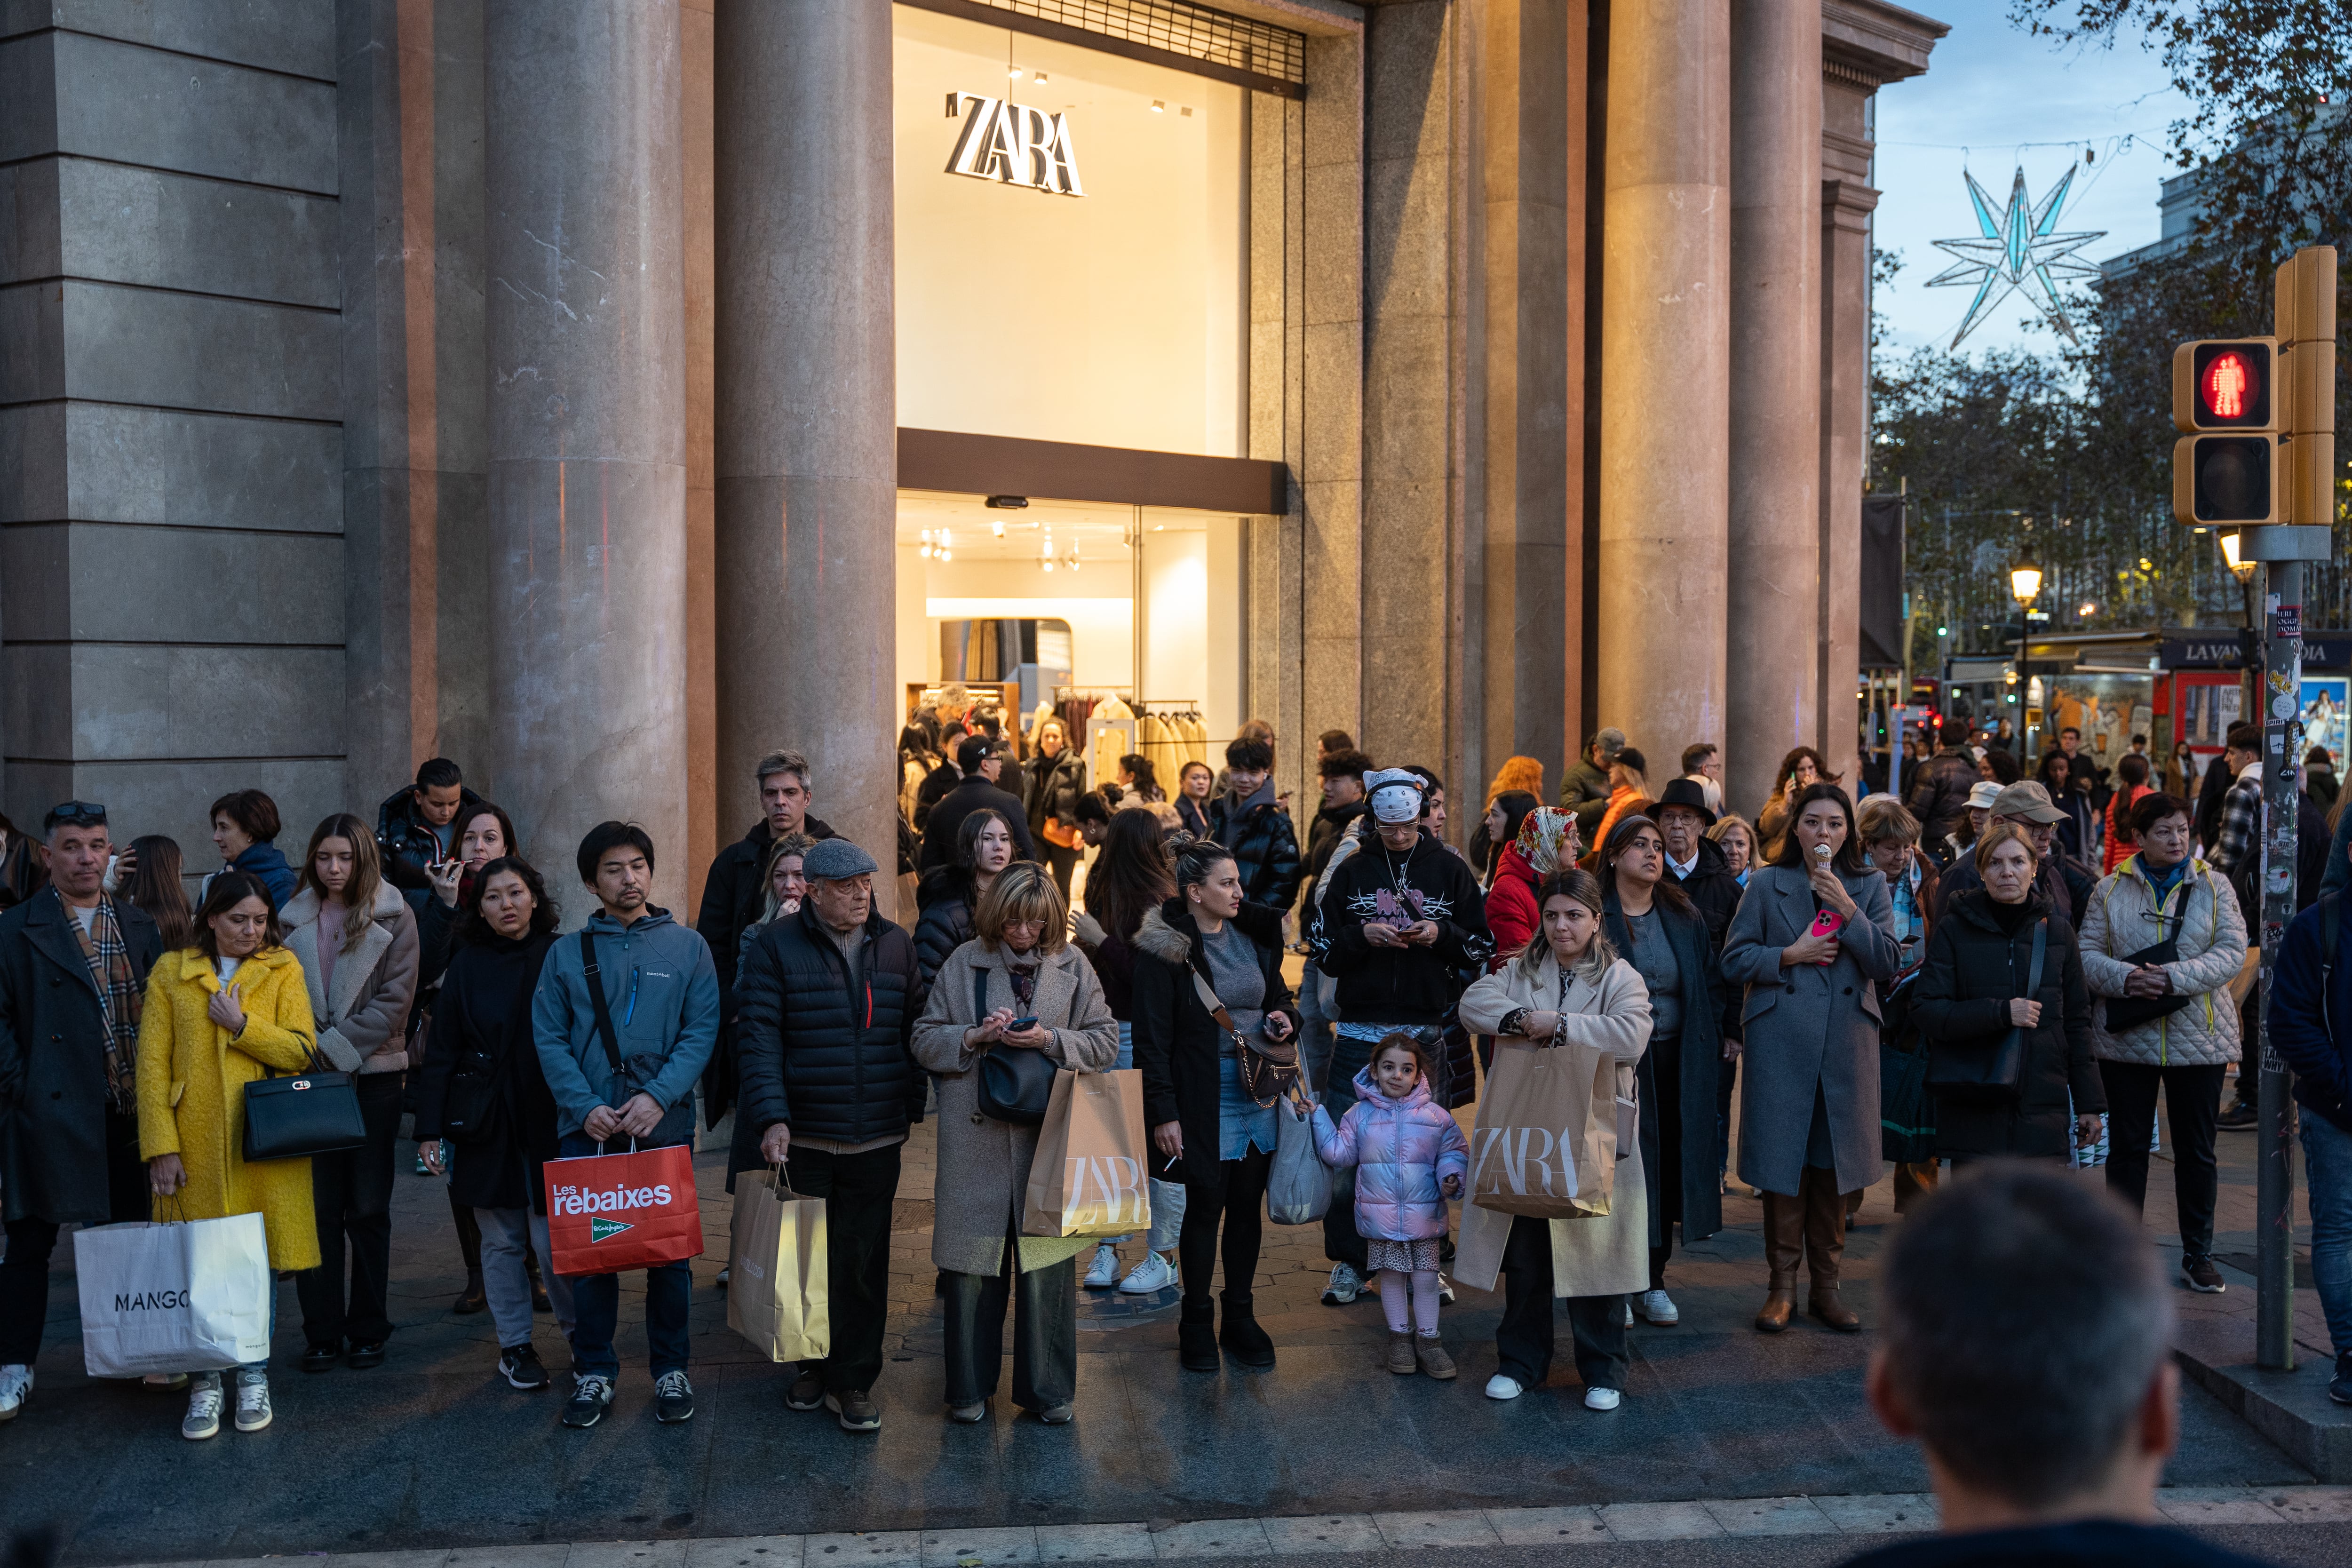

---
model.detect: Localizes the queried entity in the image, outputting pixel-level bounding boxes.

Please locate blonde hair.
[1858,796,1922,847]
[1973,819,2040,877]
[974,861,1068,954]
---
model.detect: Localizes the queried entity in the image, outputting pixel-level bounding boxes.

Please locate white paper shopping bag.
[74,1214,272,1377]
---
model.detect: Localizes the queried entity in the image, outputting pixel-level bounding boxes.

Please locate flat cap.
[803,838,879,880]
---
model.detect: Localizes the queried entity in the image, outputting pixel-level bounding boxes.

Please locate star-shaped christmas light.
[1927,165,2106,348]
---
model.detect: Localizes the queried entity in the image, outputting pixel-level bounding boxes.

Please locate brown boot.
[1387,1330,1418,1375]
[1416,1336,1457,1380]
[1755,1189,1803,1332]
[1803,1167,1860,1332]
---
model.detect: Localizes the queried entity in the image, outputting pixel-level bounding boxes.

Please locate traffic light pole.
[2254,558,2302,1370]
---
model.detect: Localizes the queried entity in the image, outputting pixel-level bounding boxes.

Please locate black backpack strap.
[580,929,625,1076]
[2027,918,2049,998]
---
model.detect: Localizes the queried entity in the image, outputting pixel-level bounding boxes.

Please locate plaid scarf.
[67,892,144,1111]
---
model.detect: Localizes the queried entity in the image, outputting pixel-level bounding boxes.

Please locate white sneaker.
[1321,1263,1366,1305]
[1119,1251,1176,1294]
[1584,1386,1622,1411]
[1485,1374,1525,1401]
[1082,1243,1121,1289]
[0,1364,29,1420]
[1619,1298,1634,1328]
[183,1376,224,1441]
[1436,1273,1455,1304]
[233,1371,272,1433]
[1634,1288,1678,1325]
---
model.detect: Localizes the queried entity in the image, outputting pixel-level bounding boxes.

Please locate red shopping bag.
[543,1141,705,1277]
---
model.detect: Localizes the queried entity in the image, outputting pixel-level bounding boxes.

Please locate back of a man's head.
[1878,1165,2173,1513]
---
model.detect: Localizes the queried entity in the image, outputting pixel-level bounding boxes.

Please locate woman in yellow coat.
[136,868,320,1441]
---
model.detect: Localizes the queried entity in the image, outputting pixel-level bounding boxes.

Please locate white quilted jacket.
[2077,855,2247,1067]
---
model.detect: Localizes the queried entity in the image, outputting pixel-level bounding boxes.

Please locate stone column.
[1724,0,1822,815]
[484,0,689,904]
[1596,0,1730,767]
[1820,176,1879,779]
[713,0,899,910]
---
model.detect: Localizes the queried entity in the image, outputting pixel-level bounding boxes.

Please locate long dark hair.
[954,807,1018,872]
[457,854,560,944]
[1598,812,1692,915]
[1768,782,1868,875]
[456,801,520,863]
[123,835,194,950]
[1775,747,1827,793]
[1486,789,1542,878]
[194,871,284,958]
[1084,808,1174,939]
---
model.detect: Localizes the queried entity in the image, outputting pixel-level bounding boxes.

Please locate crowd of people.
[2,698,2349,1457]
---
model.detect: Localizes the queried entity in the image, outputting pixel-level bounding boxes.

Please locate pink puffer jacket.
[1310,1067,1470,1242]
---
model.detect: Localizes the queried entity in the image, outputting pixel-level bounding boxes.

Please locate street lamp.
[2010,549,2042,757]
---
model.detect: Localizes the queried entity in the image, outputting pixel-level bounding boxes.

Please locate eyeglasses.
[47,801,107,828]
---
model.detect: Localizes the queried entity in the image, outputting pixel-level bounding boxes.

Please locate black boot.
[1178,1299,1219,1372]
[453,1267,486,1315]
[1218,1292,1275,1369]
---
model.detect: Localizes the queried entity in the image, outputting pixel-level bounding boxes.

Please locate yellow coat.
[135,947,322,1271]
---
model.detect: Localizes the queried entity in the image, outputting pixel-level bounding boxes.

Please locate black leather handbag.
[1927,918,2046,1101]
[972,968,1057,1124]
[2100,879,2198,1033]
[243,1051,369,1162]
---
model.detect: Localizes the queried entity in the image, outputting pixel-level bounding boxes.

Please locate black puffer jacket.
[912,863,976,1011]
[376,783,486,893]
[1911,887,2104,1160]
[731,901,924,1171]
[1906,751,1979,848]
[1022,749,1087,842]
[1211,782,1303,915]
[1130,902,1301,1188]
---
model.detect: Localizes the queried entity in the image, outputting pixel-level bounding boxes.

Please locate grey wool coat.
[910,937,1119,1276]
[1719,862,1899,1197]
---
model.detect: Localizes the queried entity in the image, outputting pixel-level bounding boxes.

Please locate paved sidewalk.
[79,1485,2352,1568]
[0,1081,2325,1565]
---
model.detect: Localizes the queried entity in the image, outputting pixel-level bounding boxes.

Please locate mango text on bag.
[113,1289,191,1312]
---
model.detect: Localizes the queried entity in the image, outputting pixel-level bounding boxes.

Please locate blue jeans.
[1113,1021,1186,1252]
[2302,1110,2352,1358]
[1297,960,1335,1093]
[558,1131,693,1381]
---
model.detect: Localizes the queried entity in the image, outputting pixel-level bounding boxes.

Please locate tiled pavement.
[0,1064,2331,1566]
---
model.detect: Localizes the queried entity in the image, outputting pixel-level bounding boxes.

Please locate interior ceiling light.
[1151,100,1164,112]
[991,519,1005,537]
[1009,66,1023,79]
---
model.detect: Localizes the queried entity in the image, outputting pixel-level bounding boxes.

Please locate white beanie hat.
[1364,768,1426,824]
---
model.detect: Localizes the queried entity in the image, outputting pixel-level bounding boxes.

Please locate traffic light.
[2173,337,2280,525]
[2277,247,2337,528]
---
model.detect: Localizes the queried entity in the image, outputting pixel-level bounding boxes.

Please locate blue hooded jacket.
[532,904,721,1138]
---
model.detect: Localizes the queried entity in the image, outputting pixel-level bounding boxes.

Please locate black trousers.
[0,1109,149,1366]
[2100,1059,2227,1258]
[942,1230,1078,1411]
[787,1142,903,1394]
[298,1072,405,1346]
[1320,1033,1374,1272]
[1177,1144,1270,1308]
[1649,1033,1684,1290]
[1495,1215,1627,1392]
[1041,842,1081,901]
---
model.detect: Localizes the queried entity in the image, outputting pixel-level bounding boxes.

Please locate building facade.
[0,0,1942,910]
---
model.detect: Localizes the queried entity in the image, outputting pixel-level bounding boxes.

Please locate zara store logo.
[944,92,1085,198]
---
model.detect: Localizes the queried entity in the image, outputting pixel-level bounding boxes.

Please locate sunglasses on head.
[48,801,107,828]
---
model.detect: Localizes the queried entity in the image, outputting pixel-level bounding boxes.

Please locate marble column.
[1596,0,1730,766]
[713,0,898,912]
[1725,0,1822,816]
[484,0,689,904]
[1820,176,1879,780]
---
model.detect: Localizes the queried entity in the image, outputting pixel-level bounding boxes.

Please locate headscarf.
[1513,807,1577,876]
[1365,767,1426,824]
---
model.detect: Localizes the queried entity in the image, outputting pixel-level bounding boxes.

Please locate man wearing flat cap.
[732,835,924,1434]
[1931,781,2093,927]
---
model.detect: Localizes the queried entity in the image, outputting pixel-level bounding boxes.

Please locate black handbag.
[972,967,1057,1124]
[2100,879,2199,1032]
[1927,918,2045,1101]
[243,1049,368,1162]
[439,1049,501,1140]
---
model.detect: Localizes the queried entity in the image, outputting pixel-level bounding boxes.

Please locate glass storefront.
[891,4,1252,759]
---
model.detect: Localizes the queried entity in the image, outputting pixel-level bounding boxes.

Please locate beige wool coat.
[911,937,1120,1276]
[279,882,420,1074]
[1453,950,1653,1299]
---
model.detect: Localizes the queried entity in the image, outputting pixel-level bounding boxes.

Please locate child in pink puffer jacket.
[1310,1032,1470,1379]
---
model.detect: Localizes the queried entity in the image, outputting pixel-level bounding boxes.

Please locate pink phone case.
[1810,907,1844,963]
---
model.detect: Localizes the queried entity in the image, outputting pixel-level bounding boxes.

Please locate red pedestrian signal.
[2172,339,2275,431]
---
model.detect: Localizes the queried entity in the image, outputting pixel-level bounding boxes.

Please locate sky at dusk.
[1870,0,2196,357]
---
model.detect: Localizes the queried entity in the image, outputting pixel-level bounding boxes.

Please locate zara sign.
[945,92,1085,197]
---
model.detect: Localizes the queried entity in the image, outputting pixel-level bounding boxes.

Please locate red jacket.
[1483,845,1542,971]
